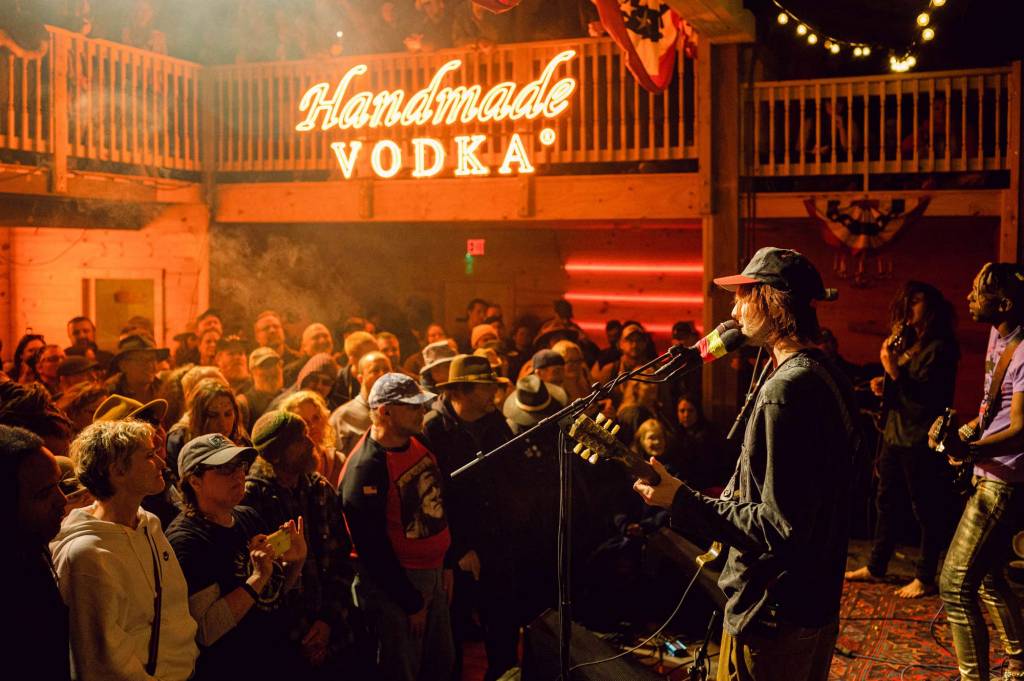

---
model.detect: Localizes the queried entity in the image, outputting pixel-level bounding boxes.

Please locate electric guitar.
[874,322,914,433]
[931,408,980,496]
[567,413,725,569]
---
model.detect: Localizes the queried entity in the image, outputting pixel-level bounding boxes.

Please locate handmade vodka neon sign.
[295,50,577,179]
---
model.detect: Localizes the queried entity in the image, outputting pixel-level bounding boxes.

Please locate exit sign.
[467,239,486,255]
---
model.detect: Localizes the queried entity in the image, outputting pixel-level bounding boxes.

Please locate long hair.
[631,418,666,458]
[185,379,246,443]
[737,284,821,345]
[278,390,336,451]
[889,281,957,345]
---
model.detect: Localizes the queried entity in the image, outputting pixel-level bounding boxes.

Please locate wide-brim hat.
[502,375,566,426]
[112,334,170,369]
[534,318,579,349]
[93,394,169,424]
[421,340,457,372]
[57,355,98,377]
[437,354,504,387]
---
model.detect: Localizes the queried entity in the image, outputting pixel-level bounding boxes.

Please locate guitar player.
[845,282,960,599]
[634,247,859,681]
[929,263,1024,681]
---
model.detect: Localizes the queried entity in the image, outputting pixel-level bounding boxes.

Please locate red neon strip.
[576,321,705,335]
[564,291,704,305]
[565,262,704,275]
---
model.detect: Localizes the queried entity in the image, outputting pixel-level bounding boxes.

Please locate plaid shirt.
[244,457,353,642]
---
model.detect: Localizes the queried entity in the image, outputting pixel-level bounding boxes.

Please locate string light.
[769,0,947,71]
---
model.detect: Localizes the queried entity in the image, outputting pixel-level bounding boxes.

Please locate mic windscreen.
[697,320,747,363]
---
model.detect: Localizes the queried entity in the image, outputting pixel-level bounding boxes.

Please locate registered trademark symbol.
[540,128,556,146]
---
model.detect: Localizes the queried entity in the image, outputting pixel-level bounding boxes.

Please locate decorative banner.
[593,0,692,93]
[804,196,930,254]
[472,0,522,12]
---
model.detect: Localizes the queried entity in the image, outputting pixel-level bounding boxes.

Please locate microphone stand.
[451,346,700,681]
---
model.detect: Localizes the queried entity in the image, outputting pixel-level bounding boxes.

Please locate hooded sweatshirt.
[50,504,198,681]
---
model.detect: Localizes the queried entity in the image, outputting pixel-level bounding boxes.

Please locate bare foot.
[845,566,884,582]
[895,578,937,599]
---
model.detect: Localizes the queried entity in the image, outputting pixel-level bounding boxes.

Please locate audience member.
[0,381,75,456]
[105,334,168,404]
[470,324,499,350]
[280,390,345,488]
[56,355,99,394]
[166,379,249,478]
[12,333,45,384]
[51,419,198,681]
[55,381,107,435]
[2,425,70,681]
[552,339,592,401]
[330,350,392,458]
[671,395,734,493]
[418,340,457,390]
[531,348,565,386]
[340,372,454,681]
[377,332,406,374]
[245,411,353,672]
[167,433,307,680]
[332,331,380,405]
[285,322,335,386]
[30,344,66,395]
[254,310,301,365]
[214,335,252,395]
[238,347,285,431]
[65,316,114,368]
[197,328,221,366]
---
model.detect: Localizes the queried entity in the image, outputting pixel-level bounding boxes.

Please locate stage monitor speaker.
[521,609,665,681]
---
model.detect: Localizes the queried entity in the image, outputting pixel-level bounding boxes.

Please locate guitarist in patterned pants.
[930,263,1024,681]
[634,247,859,681]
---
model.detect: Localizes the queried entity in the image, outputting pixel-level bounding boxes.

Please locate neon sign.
[295,50,577,179]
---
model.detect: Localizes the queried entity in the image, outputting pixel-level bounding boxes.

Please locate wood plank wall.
[0,204,209,360]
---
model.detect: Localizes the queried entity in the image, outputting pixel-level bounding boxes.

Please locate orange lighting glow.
[564,261,704,275]
[564,291,704,305]
[576,321,705,335]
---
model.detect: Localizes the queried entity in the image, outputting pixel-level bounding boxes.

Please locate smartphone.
[266,528,291,557]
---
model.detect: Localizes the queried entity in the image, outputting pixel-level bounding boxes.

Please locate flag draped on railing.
[593,0,690,93]
[471,0,522,13]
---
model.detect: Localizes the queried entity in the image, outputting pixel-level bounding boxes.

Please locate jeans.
[940,478,1024,681]
[352,567,454,681]
[869,442,955,582]
[716,618,839,681]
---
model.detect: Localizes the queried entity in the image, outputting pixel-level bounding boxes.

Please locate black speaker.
[521,609,665,681]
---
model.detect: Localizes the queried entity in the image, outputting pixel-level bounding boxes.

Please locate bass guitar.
[931,408,980,496]
[567,413,724,569]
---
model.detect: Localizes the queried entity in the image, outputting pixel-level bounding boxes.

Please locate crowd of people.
[2,0,604,65]
[1,295,740,681]
[4,253,1024,681]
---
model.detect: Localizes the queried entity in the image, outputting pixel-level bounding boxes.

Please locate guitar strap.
[979,336,1022,434]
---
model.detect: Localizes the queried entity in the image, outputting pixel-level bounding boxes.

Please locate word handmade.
[295,50,577,131]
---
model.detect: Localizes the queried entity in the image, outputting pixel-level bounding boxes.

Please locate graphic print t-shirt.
[385,438,451,569]
[167,506,294,678]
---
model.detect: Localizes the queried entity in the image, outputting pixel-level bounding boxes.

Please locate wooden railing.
[749,65,1018,179]
[205,37,697,173]
[0,27,201,175]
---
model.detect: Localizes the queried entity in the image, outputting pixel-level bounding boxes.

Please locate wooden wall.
[0,204,209,360]
[209,222,703,346]
[751,216,999,417]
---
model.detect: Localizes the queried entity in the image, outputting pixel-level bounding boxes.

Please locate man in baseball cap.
[177,433,255,482]
[634,246,857,681]
[340,373,452,680]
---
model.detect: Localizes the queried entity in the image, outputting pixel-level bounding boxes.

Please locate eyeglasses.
[194,459,250,476]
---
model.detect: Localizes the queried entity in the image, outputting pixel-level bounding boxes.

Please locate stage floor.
[462,540,1022,680]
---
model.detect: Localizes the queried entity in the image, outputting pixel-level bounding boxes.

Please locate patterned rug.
[835,580,964,681]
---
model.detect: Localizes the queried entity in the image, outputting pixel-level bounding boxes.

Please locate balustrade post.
[1001,60,1021,262]
[49,30,69,193]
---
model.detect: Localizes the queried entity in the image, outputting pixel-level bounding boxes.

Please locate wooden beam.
[667,0,755,43]
[0,164,202,204]
[213,173,703,223]
[756,190,1004,219]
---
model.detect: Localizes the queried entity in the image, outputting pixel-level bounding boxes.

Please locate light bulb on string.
[777,12,789,24]
[862,46,871,56]
[853,46,863,57]
[931,0,945,6]
[917,12,930,26]
[829,42,840,54]
[796,23,807,36]
[922,27,935,41]
[807,33,818,45]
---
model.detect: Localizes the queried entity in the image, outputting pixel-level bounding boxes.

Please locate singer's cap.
[714,247,832,301]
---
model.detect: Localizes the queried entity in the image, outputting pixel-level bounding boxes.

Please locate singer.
[634,247,860,681]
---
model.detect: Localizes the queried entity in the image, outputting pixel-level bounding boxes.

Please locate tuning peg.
[588,453,599,464]
[595,413,605,424]
[609,424,620,436]
[573,443,584,455]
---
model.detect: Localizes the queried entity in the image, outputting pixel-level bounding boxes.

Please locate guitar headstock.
[567,413,621,465]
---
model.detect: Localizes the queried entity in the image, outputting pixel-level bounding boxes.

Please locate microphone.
[822,288,839,302]
[653,320,748,377]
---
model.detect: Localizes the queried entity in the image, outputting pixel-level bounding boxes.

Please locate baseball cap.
[620,323,645,340]
[57,355,98,377]
[713,247,833,301]
[532,349,565,371]
[249,346,281,370]
[178,433,256,480]
[369,372,437,409]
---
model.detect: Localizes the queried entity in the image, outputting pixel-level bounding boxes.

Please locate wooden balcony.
[748,65,1020,184]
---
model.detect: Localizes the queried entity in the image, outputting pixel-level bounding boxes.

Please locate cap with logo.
[248,346,281,371]
[178,433,256,480]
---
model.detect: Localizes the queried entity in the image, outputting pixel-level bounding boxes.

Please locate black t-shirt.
[167,507,296,680]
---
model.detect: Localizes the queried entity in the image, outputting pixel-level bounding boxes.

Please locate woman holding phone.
[167,433,306,681]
